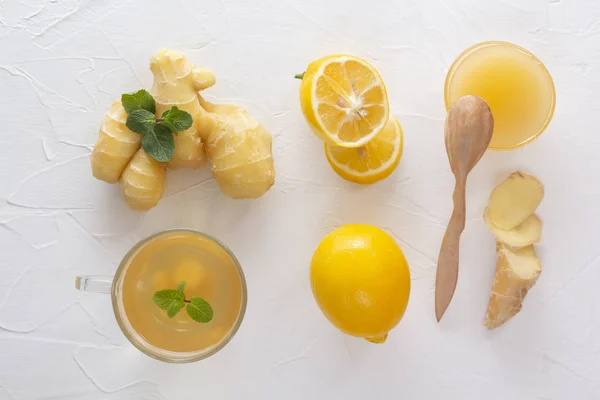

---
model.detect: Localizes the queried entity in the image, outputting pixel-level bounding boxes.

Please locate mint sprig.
[120,90,193,162]
[152,281,214,323]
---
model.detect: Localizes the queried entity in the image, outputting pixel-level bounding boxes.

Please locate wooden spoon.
[435,95,494,322]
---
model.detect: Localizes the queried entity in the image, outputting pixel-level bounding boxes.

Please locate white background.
[0,0,599,398]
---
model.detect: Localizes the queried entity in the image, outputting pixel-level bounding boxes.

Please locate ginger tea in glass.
[77,230,247,363]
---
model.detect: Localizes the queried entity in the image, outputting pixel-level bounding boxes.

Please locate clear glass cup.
[76,229,247,363]
[445,41,556,150]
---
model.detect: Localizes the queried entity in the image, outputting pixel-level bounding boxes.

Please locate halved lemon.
[299,54,389,148]
[325,117,403,184]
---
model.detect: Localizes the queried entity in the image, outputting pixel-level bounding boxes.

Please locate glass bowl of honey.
[445,41,556,150]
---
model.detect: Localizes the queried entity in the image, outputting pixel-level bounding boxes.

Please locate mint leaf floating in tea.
[177,280,187,295]
[153,281,213,323]
[152,289,185,318]
[120,89,194,163]
[121,89,156,115]
[186,297,214,323]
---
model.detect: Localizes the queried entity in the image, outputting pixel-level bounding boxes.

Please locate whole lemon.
[310,224,411,343]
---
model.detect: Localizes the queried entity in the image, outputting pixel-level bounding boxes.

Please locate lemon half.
[299,55,389,148]
[325,117,403,184]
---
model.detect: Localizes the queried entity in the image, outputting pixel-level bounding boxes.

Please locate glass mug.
[76,229,247,363]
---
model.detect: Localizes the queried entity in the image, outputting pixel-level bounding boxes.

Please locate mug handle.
[75,276,113,294]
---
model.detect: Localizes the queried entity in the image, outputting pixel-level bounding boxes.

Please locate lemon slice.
[299,55,389,148]
[325,117,403,184]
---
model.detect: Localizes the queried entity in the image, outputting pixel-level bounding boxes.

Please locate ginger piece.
[119,148,166,211]
[150,49,216,169]
[91,100,141,183]
[197,98,275,198]
[488,171,544,229]
[484,244,542,329]
[484,208,542,249]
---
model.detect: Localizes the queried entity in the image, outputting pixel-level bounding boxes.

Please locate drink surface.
[120,231,244,353]
[445,42,555,150]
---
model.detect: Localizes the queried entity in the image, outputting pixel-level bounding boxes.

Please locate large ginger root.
[197,98,275,198]
[484,244,542,330]
[91,48,275,212]
[150,49,216,169]
[119,148,166,211]
[91,100,141,183]
[487,172,544,229]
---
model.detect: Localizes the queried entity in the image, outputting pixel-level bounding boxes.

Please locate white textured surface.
[0,0,599,398]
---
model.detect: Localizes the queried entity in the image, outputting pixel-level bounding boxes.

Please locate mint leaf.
[167,300,185,318]
[177,281,186,295]
[156,121,178,136]
[153,289,185,318]
[186,297,213,323]
[142,124,174,162]
[162,107,193,132]
[126,109,156,135]
[121,90,156,114]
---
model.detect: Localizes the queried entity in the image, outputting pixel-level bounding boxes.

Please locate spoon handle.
[435,176,467,322]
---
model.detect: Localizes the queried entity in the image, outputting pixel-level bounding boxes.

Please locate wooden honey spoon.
[435,95,494,322]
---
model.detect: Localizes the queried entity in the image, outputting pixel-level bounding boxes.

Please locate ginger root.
[483,171,544,329]
[487,171,544,229]
[91,100,141,183]
[484,244,541,330]
[119,148,166,211]
[148,49,275,199]
[150,49,215,170]
[197,98,275,198]
[91,48,275,211]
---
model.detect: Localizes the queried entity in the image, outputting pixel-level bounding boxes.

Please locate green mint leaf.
[142,124,174,162]
[156,121,178,136]
[126,109,156,135]
[162,106,193,132]
[121,90,156,114]
[177,281,186,295]
[153,289,185,318]
[166,300,185,318]
[186,297,213,323]
[294,72,305,79]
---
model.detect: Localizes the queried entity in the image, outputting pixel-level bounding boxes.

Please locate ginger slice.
[487,171,544,229]
[484,208,542,249]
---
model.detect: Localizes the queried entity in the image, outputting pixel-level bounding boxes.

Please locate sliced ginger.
[484,209,542,249]
[484,244,541,329]
[119,149,166,211]
[483,171,544,329]
[91,100,141,183]
[487,171,544,229]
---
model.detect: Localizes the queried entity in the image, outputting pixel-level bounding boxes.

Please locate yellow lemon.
[310,224,411,343]
[325,117,403,184]
[298,54,389,148]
